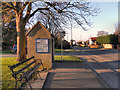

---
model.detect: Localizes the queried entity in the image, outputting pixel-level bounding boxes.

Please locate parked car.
[12,44,17,53]
[12,44,27,54]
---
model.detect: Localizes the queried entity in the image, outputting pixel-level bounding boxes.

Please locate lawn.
[54,55,82,62]
[1,55,81,89]
[1,49,75,54]
[1,57,25,89]
[54,49,76,53]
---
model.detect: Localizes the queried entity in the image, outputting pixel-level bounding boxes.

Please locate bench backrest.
[9,56,36,77]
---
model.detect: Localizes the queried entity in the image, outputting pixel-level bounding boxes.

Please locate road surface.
[72,47,119,88]
[0,53,17,57]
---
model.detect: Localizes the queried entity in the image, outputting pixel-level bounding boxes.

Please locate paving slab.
[24,71,48,89]
[43,62,106,88]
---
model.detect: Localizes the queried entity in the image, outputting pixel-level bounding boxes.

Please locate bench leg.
[37,71,42,80]
[15,80,17,90]
[26,78,33,90]
[41,62,45,70]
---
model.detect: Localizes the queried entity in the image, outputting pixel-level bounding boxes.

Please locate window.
[36,38,49,53]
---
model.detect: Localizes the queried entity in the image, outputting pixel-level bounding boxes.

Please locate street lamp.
[61,31,65,61]
[69,19,73,47]
[71,22,72,42]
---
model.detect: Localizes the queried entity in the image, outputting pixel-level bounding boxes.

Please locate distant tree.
[2,1,99,61]
[54,31,66,49]
[97,31,109,37]
[2,21,17,50]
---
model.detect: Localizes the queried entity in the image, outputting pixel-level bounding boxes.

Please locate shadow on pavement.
[79,57,119,88]
[43,62,106,88]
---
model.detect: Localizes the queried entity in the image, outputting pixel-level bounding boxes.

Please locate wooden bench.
[8,56,44,90]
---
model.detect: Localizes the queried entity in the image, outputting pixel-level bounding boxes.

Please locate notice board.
[36,38,49,53]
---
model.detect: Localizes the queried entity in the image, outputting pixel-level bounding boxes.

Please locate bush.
[62,40,71,49]
[96,35,118,45]
[55,40,70,49]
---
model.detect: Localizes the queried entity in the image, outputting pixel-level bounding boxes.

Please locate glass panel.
[36,39,48,53]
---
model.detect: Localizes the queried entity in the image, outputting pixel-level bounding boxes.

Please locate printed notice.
[36,39,48,52]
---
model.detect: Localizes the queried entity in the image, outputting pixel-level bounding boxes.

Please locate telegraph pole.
[71,23,72,41]
[70,21,73,47]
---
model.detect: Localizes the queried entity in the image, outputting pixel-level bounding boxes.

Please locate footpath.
[43,62,106,88]
[25,62,106,89]
[24,71,48,89]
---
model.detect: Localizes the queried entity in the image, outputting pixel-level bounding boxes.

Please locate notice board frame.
[36,38,49,53]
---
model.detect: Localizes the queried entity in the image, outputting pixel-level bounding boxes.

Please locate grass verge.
[54,55,82,62]
[0,50,15,54]
[54,49,76,53]
[1,55,81,89]
[1,57,25,89]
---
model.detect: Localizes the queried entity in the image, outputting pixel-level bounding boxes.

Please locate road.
[72,47,119,88]
[0,53,17,57]
[55,47,119,71]
[72,47,119,69]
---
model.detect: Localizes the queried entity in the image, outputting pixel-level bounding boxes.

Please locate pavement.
[24,71,48,89]
[43,62,106,88]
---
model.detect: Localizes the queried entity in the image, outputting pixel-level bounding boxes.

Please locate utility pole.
[71,23,72,41]
[70,21,73,47]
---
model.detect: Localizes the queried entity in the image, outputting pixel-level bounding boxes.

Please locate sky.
[64,2,118,42]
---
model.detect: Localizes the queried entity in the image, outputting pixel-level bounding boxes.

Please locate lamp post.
[61,31,65,61]
[71,22,72,42]
[69,20,73,47]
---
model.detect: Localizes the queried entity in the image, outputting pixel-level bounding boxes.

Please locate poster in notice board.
[36,39,49,53]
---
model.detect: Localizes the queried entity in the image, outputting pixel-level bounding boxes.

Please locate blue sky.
[65,2,118,42]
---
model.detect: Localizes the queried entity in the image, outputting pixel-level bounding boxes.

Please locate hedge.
[96,35,118,45]
[55,40,71,49]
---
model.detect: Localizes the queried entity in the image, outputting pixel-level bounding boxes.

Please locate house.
[89,37,97,45]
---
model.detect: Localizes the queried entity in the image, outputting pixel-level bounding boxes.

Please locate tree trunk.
[16,14,26,61]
